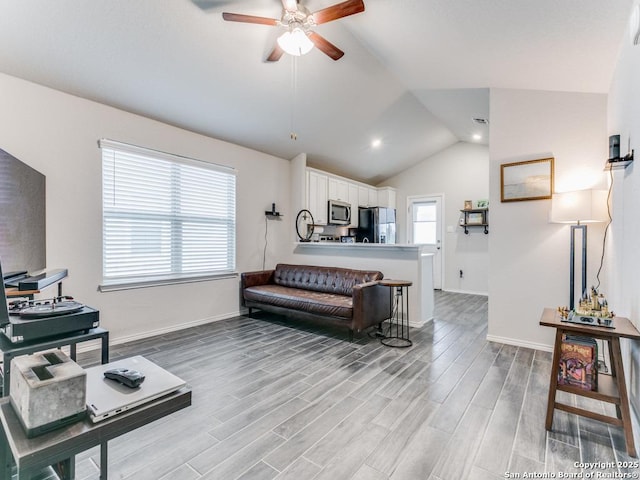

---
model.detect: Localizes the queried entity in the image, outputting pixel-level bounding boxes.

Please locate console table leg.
[101,332,110,364]
[2,353,10,396]
[100,441,108,479]
[0,427,12,480]
[545,330,563,430]
[52,456,74,479]
[610,337,637,457]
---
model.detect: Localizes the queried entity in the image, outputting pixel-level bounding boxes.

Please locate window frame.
[98,139,237,292]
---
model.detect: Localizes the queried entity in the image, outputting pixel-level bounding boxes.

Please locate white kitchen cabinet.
[357,185,378,207]
[377,187,397,209]
[368,187,378,207]
[328,177,349,202]
[348,183,359,227]
[358,186,369,207]
[307,170,328,225]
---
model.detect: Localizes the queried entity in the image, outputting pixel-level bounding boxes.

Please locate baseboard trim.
[410,316,434,328]
[443,288,488,296]
[72,310,243,355]
[485,334,553,352]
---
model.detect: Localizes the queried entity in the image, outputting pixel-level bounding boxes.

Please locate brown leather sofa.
[241,263,391,340]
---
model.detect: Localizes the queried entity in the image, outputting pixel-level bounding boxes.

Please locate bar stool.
[378,279,412,348]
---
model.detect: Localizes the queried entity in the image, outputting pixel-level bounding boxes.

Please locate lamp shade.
[550,189,608,224]
[277,28,314,56]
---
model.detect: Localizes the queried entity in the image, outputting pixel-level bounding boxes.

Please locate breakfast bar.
[291,242,434,327]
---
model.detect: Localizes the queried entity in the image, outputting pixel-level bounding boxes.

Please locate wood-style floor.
[53,292,638,479]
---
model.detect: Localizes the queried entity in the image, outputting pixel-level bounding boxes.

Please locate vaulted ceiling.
[0,0,633,184]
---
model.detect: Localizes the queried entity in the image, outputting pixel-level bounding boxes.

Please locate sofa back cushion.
[274,264,383,296]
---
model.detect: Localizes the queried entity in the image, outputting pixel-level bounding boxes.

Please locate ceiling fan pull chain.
[290,56,298,141]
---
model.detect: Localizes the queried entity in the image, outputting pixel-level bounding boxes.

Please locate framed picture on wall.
[467,212,484,225]
[501,157,554,202]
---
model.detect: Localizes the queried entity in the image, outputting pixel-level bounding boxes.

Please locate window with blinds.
[99,139,236,290]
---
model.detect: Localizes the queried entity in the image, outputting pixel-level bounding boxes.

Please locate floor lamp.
[551,190,607,310]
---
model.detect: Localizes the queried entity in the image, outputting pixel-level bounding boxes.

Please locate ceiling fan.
[222,0,365,61]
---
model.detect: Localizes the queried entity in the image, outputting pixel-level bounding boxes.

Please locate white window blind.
[99,139,236,289]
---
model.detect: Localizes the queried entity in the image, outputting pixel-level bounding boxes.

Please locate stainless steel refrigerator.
[356,207,396,243]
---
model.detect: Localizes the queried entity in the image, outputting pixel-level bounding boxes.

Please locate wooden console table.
[540,308,639,457]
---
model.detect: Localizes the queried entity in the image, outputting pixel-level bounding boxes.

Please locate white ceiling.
[0,0,633,184]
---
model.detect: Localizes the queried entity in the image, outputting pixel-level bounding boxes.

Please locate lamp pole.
[569,222,587,310]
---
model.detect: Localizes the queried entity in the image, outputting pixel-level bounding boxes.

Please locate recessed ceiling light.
[371,138,382,148]
[472,134,482,141]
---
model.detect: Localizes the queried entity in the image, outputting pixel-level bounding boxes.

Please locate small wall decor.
[467,212,484,225]
[501,157,554,202]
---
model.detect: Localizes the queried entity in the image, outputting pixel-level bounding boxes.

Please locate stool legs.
[381,285,412,348]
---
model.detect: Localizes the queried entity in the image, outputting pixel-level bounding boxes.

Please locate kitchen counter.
[296,242,423,250]
[290,242,434,326]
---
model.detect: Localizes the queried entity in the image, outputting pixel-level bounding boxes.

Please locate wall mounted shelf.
[605,150,634,170]
[459,208,489,234]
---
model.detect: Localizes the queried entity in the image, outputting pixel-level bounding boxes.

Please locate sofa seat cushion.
[244,285,353,319]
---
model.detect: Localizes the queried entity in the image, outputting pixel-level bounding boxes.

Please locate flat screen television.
[0,148,46,275]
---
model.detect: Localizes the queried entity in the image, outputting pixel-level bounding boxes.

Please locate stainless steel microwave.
[328,199,351,225]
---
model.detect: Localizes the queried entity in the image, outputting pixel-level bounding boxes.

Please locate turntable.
[10,299,84,318]
[2,264,99,343]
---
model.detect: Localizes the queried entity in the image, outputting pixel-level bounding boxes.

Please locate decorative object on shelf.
[265,203,282,218]
[609,134,620,160]
[557,286,615,328]
[576,286,614,319]
[501,157,554,202]
[466,213,484,225]
[459,208,488,234]
[558,335,598,391]
[550,189,607,309]
[606,134,634,170]
[295,209,315,242]
[463,200,473,210]
[476,199,488,208]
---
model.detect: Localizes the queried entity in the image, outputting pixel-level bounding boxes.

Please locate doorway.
[408,194,443,289]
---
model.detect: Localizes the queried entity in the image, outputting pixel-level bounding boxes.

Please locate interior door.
[408,195,443,289]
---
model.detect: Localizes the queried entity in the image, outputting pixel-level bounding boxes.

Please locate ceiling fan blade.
[266,44,285,62]
[308,32,344,60]
[222,12,279,26]
[281,0,298,12]
[312,0,365,25]
[192,0,236,10]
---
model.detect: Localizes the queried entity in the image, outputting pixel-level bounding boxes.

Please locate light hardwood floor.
[54,292,639,479]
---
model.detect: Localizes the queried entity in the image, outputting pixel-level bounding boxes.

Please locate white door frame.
[406,193,445,290]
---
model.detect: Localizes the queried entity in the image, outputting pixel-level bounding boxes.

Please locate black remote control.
[104,368,145,388]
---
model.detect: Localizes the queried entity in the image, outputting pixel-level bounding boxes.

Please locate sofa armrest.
[241,269,275,289]
[351,281,392,333]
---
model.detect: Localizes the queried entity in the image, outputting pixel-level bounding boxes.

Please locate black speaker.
[609,135,620,160]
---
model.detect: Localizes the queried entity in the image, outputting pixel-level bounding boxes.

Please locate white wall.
[383,142,489,294]
[0,73,292,343]
[607,4,640,436]
[488,89,608,350]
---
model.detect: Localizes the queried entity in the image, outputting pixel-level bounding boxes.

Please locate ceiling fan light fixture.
[277,27,314,56]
